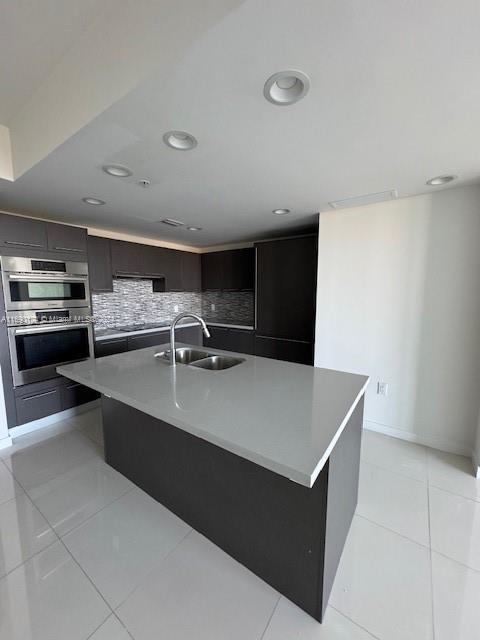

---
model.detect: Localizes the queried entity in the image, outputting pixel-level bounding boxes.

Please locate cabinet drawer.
[254,336,314,365]
[94,338,128,358]
[127,332,168,351]
[60,381,100,410]
[174,326,202,346]
[16,386,61,425]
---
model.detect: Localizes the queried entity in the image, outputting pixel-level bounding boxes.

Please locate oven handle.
[13,323,91,335]
[7,275,87,282]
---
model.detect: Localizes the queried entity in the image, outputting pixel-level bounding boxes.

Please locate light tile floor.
[0,410,479,639]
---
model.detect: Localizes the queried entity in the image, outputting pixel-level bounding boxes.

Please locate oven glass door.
[14,326,91,372]
[9,280,87,303]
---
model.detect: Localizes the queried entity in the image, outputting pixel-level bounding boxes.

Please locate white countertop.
[58,345,368,487]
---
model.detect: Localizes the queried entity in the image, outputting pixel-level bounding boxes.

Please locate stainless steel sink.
[154,348,214,364]
[190,355,245,371]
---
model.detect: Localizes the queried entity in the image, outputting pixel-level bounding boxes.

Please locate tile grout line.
[428,480,480,505]
[360,456,428,484]
[258,594,281,640]
[329,605,383,640]
[113,527,195,613]
[354,513,430,550]
[426,451,437,640]
[2,445,118,623]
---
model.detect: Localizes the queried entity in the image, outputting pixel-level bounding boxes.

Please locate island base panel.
[102,396,364,622]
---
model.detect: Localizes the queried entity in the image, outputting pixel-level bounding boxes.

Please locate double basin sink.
[155,348,245,371]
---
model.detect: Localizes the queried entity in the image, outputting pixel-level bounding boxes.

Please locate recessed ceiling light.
[426,175,457,186]
[163,131,197,151]
[102,164,132,178]
[187,226,202,231]
[161,218,184,227]
[272,208,290,215]
[82,197,106,205]
[264,70,310,106]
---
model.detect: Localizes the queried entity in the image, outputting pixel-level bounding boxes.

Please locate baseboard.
[472,450,480,479]
[0,435,13,450]
[9,399,100,438]
[364,420,472,458]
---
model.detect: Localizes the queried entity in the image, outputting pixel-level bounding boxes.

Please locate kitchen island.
[58,344,368,622]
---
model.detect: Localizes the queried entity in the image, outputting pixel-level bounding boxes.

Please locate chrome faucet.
[169,313,210,365]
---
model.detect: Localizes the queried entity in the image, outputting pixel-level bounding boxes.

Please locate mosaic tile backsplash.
[92,279,254,328]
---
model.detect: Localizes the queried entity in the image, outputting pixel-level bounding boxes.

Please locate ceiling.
[0,0,105,123]
[1,0,480,247]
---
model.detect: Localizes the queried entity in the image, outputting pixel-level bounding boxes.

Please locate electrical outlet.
[211,303,215,311]
[174,305,179,313]
[377,382,388,396]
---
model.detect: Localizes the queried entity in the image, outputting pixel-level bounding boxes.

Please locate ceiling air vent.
[160,218,184,227]
[329,189,398,210]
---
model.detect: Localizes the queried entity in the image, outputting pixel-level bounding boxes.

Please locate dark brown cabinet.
[181,251,201,291]
[87,236,113,292]
[202,249,254,291]
[127,331,169,351]
[94,337,128,358]
[204,326,254,354]
[142,245,171,279]
[110,240,144,277]
[60,379,100,410]
[14,376,98,425]
[255,235,317,365]
[256,236,317,343]
[201,252,223,290]
[254,336,314,365]
[46,223,87,255]
[164,249,183,291]
[0,213,48,250]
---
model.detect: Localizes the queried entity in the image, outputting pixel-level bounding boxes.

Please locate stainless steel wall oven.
[1,257,93,386]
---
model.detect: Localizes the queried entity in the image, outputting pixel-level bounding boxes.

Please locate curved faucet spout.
[169,313,210,365]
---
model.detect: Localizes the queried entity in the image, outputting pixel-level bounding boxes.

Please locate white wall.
[315,185,480,456]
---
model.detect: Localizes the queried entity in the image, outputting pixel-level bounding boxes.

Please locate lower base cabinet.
[254,336,314,365]
[204,326,254,354]
[14,376,99,425]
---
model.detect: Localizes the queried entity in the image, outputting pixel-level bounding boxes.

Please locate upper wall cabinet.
[201,248,254,291]
[0,213,48,250]
[181,251,201,292]
[255,235,317,343]
[46,222,87,255]
[110,240,144,278]
[87,236,113,292]
[108,239,200,292]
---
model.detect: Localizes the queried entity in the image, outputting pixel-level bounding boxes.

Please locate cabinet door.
[165,249,183,291]
[143,246,171,278]
[227,329,254,354]
[110,240,143,277]
[223,249,255,290]
[60,380,100,410]
[94,337,128,358]
[127,332,169,351]
[47,223,87,255]
[203,326,230,350]
[0,213,47,250]
[87,236,113,292]
[181,252,201,291]
[175,326,202,346]
[255,236,317,342]
[254,336,314,365]
[201,252,223,290]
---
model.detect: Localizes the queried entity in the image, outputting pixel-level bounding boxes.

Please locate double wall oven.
[1,257,94,386]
